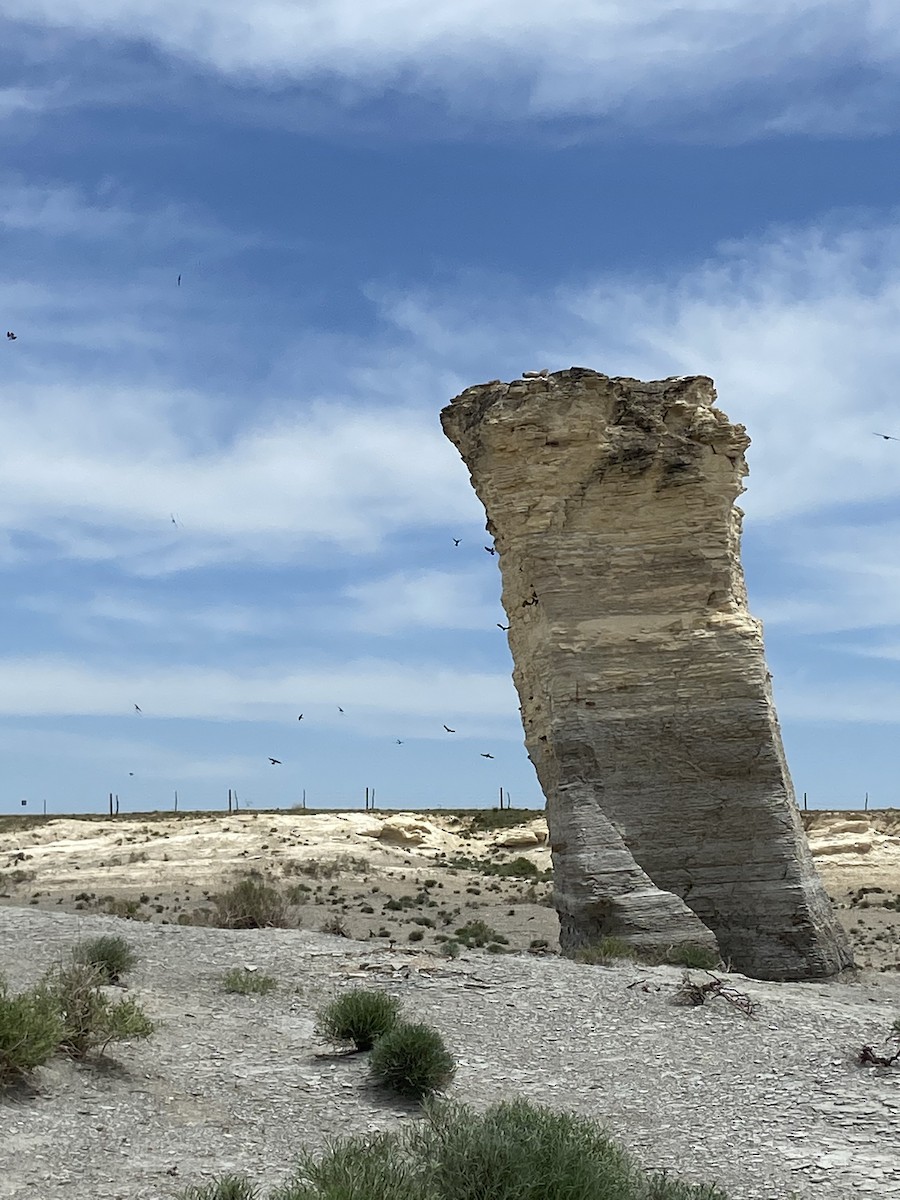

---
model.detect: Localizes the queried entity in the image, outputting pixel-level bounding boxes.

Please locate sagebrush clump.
[316,988,401,1051]
[0,975,63,1086]
[72,934,138,983]
[40,962,154,1059]
[211,877,290,930]
[368,1021,456,1099]
[183,1098,728,1199]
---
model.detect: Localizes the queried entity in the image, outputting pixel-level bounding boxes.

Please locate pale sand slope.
[1,808,898,970]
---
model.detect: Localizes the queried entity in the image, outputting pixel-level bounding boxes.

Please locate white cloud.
[3,2,900,134]
[342,567,502,634]
[0,655,520,731]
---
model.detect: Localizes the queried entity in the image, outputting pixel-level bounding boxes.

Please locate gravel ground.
[2,905,900,1200]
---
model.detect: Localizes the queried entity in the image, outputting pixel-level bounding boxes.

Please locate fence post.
[174,790,179,813]
[803,792,807,811]
[865,792,869,812]
[109,792,114,816]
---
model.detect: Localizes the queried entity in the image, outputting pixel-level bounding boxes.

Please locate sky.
[2,2,900,816]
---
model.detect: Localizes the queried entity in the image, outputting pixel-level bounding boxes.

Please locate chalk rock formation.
[441,368,852,981]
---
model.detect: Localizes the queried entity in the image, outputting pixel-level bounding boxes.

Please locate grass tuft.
[316,988,401,1051]
[368,1021,456,1099]
[210,877,290,929]
[222,968,278,995]
[72,934,138,983]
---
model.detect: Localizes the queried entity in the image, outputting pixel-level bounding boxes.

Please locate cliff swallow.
[268,757,282,765]
[874,433,900,441]
[453,538,461,546]
[298,714,303,721]
[497,623,509,631]
[480,752,495,759]
[134,704,142,713]
[177,275,181,286]
[6,331,16,341]
[443,725,455,733]
[395,739,403,744]
[338,707,344,713]
[484,545,497,555]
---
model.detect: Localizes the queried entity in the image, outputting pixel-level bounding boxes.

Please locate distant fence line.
[6,785,521,819]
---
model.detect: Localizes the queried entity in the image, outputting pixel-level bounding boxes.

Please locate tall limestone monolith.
[441,368,852,981]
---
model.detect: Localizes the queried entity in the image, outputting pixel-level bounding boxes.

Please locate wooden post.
[42,799,46,816]
[234,790,239,811]
[865,792,869,812]
[372,787,375,811]
[301,788,306,810]
[227,788,232,814]
[115,794,119,815]
[803,791,807,811]
[174,790,179,813]
[365,786,369,812]
[109,792,114,816]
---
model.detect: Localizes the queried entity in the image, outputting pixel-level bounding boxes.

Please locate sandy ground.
[1,806,899,971]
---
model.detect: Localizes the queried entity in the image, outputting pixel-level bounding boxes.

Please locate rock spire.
[441,368,852,981]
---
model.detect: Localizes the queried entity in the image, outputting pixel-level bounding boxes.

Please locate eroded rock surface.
[441,368,853,980]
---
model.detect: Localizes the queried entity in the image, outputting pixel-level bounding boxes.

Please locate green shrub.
[453,919,507,949]
[573,937,641,965]
[0,976,63,1086]
[368,1021,455,1099]
[177,1099,729,1199]
[73,935,138,983]
[316,989,401,1051]
[661,944,721,971]
[178,1175,259,1200]
[221,968,277,996]
[40,962,154,1059]
[211,878,289,929]
[269,1131,422,1200]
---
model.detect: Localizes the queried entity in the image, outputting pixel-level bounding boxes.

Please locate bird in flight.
[395,739,403,745]
[497,623,509,631]
[298,714,303,721]
[874,432,900,441]
[443,724,455,733]
[170,514,179,527]
[480,752,495,759]
[268,757,282,765]
[453,538,461,547]
[6,331,16,341]
[134,704,142,714]
[177,274,181,287]
[484,545,497,555]
[338,707,344,713]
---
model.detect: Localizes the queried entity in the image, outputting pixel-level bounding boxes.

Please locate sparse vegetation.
[178,1175,260,1200]
[660,943,721,970]
[222,968,277,995]
[454,919,508,950]
[73,934,138,983]
[316,988,401,1051]
[573,937,642,965]
[210,877,290,929]
[368,1021,456,1099]
[183,1099,728,1199]
[0,975,64,1086]
[464,808,544,834]
[40,962,154,1059]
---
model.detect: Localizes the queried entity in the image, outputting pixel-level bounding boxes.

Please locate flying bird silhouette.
[453,538,461,546]
[177,274,181,286]
[484,545,496,555]
[268,757,282,765]
[480,752,495,759]
[170,514,179,526]
[443,725,455,733]
[134,704,142,713]
[298,714,303,721]
[497,623,509,631]
[338,707,344,713]
[6,332,16,341]
[395,739,403,744]
[874,432,900,441]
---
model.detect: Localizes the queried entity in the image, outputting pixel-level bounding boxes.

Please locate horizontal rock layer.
[441,368,853,981]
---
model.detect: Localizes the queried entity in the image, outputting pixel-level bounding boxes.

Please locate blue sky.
[2,2,900,816]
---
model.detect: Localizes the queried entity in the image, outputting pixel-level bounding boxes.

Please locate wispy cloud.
[4,2,900,136]
[342,567,502,635]
[0,655,520,732]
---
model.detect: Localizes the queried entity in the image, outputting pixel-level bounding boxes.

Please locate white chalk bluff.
[441,368,853,981]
